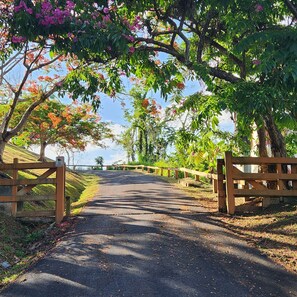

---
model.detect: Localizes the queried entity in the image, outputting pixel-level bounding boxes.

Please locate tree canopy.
[1,0,297,164]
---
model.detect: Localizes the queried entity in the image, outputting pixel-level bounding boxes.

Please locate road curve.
[1,170,297,297]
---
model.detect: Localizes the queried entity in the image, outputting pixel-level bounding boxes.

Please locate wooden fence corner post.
[225,151,235,214]
[217,159,227,213]
[11,158,18,217]
[55,156,65,224]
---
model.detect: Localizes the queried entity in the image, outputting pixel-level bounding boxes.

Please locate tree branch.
[284,0,297,19]
[9,79,65,139]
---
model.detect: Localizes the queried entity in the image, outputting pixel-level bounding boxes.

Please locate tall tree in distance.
[120,88,174,164]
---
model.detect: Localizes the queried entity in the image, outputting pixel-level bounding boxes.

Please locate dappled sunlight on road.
[2,171,297,297]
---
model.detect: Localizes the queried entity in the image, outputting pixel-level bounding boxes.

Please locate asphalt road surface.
[1,171,297,297]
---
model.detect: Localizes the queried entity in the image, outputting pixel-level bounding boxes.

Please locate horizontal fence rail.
[0,157,65,223]
[70,163,218,193]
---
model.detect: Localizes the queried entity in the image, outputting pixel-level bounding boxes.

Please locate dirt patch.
[0,214,77,288]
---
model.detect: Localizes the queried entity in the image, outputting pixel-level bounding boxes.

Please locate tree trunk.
[0,139,6,163]
[264,113,287,157]
[38,142,47,162]
[257,125,268,157]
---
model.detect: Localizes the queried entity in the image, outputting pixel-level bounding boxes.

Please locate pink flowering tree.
[0,0,136,163]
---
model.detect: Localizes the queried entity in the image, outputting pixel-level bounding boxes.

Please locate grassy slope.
[0,144,99,286]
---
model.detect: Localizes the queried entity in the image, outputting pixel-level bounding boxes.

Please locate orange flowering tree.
[12,99,113,161]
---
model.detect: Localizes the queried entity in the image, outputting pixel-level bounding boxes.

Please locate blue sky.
[4,51,233,165]
[35,76,234,165]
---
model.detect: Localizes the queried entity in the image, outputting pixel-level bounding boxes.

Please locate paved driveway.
[1,171,297,297]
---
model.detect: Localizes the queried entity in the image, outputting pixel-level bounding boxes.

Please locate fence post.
[195,175,200,182]
[167,169,170,177]
[225,151,235,214]
[11,158,18,217]
[175,169,179,179]
[160,168,163,176]
[56,157,65,224]
[212,178,218,193]
[217,159,226,212]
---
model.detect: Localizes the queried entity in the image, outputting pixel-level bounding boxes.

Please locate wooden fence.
[0,157,65,223]
[218,151,297,215]
[115,164,219,193]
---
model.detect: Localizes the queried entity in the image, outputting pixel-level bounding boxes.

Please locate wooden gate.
[0,157,65,223]
[217,151,297,214]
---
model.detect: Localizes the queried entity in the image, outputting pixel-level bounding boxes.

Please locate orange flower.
[142,98,149,108]
[48,113,62,128]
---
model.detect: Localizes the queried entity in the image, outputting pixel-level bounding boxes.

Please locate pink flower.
[14,0,33,14]
[66,0,75,10]
[103,7,109,14]
[11,36,26,43]
[102,15,111,23]
[255,4,263,12]
[122,34,135,42]
[127,35,135,42]
[41,0,52,13]
[252,59,261,65]
[129,47,135,53]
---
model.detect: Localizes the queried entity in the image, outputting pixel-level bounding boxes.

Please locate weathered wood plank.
[225,152,235,214]
[217,159,226,213]
[179,168,211,178]
[16,210,55,217]
[234,189,297,197]
[55,164,65,224]
[0,195,56,202]
[232,172,297,181]
[17,168,56,196]
[0,162,56,170]
[0,178,56,186]
[232,157,297,165]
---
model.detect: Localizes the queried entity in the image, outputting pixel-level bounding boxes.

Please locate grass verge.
[71,174,99,215]
[0,145,100,288]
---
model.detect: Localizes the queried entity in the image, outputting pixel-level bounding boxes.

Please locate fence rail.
[218,151,297,214]
[0,157,65,223]
[71,163,218,193]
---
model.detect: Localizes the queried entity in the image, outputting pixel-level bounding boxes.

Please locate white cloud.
[218,111,234,132]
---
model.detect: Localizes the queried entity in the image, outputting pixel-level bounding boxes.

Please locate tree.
[12,99,113,161]
[0,0,135,162]
[4,0,297,159]
[114,0,297,157]
[95,156,104,168]
[119,88,174,164]
[166,94,234,171]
